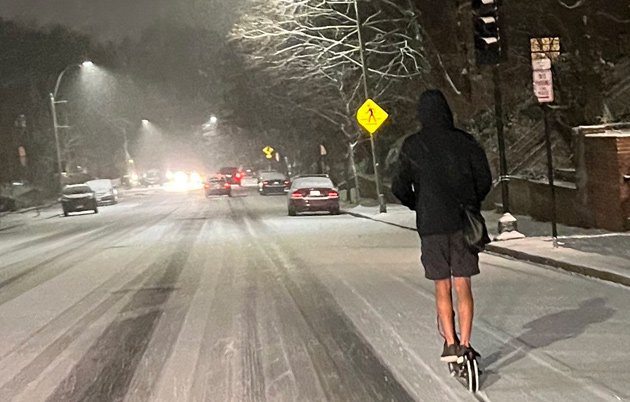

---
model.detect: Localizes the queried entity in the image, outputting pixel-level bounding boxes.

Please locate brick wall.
[619,136,630,229]
[583,134,630,231]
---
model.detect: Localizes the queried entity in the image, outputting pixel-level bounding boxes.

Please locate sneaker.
[457,345,480,364]
[440,343,460,363]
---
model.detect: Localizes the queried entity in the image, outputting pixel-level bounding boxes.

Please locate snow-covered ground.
[0,190,628,401]
[346,203,630,285]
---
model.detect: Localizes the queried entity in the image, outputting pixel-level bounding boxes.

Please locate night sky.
[0,0,240,41]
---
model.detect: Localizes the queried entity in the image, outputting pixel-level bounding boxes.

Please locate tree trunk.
[348,142,361,203]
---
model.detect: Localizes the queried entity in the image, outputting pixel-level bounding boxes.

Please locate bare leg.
[435,278,456,345]
[453,277,474,347]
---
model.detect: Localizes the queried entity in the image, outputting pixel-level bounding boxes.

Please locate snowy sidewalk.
[0,203,59,230]
[0,187,158,231]
[344,203,630,287]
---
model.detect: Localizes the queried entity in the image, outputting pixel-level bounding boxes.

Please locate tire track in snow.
[43,215,205,402]
[241,257,266,402]
[188,228,240,402]
[241,215,414,402]
[122,204,219,401]
[0,208,178,306]
[229,198,267,402]
[0,206,183,399]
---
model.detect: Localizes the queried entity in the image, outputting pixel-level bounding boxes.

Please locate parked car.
[287,175,340,216]
[204,176,231,196]
[60,184,98,216]
[86,179,118,205]
[258,171,290,195]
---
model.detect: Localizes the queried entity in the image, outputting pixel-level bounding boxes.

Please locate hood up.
[417,89,454,129]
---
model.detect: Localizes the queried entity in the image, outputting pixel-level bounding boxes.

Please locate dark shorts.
[420,231,480,280]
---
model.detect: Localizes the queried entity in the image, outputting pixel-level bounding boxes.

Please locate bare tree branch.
[556,0,586,10]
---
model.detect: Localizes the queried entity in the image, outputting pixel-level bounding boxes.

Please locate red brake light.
[235,172,241,179]
[224,182,231,189]
[328,190,339,198]
[291,191,303,199]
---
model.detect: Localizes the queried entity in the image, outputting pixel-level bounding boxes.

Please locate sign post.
[356,98,389,213]
[531,37,560,247]
[263,145,274,171]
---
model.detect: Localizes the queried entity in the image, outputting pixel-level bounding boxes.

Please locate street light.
[103,117,139,179]
[49,61,95,190]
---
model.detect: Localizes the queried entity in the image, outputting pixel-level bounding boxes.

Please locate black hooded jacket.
[392,90,492,236]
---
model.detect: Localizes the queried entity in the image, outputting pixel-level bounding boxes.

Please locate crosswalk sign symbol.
[356,99,389,135]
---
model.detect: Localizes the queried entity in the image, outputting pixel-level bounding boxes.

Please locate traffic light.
[472,0,503,65]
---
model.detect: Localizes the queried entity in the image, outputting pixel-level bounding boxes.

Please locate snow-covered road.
[0,189,627,401]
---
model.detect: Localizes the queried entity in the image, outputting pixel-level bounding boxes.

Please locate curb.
[344,211,416,232]
[18,202,58,214]
[344,209,630,288]
[0,201,58,216]
[0,202,59,229]
[484,244,630,288]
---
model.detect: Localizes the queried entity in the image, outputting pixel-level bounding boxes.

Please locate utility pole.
[49,93,65,191]
[14,114,29,181]
[353,0,386,213]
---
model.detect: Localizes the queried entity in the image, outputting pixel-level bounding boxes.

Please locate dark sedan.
[287,175,340,216]
[204,177,231,197]
[60,184,98,216]
[259,171,290,195]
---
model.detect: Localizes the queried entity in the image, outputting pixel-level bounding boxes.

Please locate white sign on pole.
[533,69,554,103]
[531,56,551,71]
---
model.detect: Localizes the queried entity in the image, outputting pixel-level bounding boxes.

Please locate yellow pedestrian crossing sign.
[263,146,274,159]
[357,99,389,135]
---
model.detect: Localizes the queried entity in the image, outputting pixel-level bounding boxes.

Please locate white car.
[86,179,118,205]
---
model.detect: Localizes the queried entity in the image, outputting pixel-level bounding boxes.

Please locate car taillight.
[291,191,304,199]
[224,182,231,189]
[263,180,269,185]
[328,190,339,198]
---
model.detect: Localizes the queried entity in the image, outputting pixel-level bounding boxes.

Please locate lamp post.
[49,61,93,190]
[107,117,137,177]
